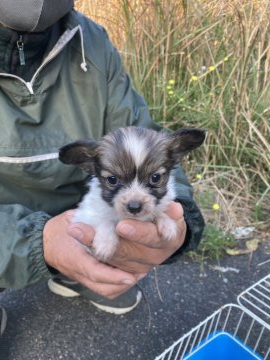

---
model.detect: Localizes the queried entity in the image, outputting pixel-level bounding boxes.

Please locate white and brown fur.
[59,126,205,261]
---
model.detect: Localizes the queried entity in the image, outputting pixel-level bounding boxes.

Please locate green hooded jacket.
[0,10,205,289]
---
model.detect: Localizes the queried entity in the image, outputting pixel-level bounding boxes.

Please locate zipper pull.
[17,35,26,66]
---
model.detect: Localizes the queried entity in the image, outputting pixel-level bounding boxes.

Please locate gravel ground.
[0,240,269,360]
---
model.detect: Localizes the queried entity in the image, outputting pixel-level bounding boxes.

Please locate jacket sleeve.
[0,204,52,289]
[164,166,205,263]
[103,34,205,261]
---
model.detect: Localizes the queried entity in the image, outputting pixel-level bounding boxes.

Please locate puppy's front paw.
[93,226,119,262]
[156,214,178,241]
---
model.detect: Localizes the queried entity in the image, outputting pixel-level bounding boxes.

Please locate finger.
[116,220,161,248]
[76,249,137,286]
[166,202,184,221]
[64,210,76,222]
[67,222,95,247]
[110,235,170,266]
[109,252,162,272]
[75,273,136,299]
[76,270,147,300]
[116,202,185,246]
[109,251,152,273]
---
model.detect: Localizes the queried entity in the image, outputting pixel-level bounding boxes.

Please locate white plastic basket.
[238,274,270,328]
[155,274,270,360]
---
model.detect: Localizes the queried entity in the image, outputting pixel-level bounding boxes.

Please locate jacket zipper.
[28,26,83,92]
[0,26,83,95]
[17,35,26,66]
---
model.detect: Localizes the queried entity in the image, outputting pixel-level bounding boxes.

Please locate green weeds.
[189,224,236,262]
[76,0,270,259]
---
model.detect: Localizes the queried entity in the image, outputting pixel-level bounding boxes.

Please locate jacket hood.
[0,0,74,32]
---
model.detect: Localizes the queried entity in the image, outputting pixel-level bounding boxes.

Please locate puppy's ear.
[59,140,99,174]
[167,128,206,162]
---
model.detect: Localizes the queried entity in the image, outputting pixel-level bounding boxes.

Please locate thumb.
[166,202,184,221]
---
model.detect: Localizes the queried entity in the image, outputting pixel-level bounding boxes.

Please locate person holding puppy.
[0,0,205,331]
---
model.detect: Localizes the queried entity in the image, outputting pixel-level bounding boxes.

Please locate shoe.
[0,306,7,336]
[48,276,142,315]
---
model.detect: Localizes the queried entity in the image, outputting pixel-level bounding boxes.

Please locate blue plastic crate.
[183,332,263,360]
[154,302,270,360]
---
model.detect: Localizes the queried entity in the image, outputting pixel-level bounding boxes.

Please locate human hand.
[110,201,186,274]
[43,211,138,299]
[70,201,186,279]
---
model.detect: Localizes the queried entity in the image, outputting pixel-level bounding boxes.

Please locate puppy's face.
[59,127,205,220]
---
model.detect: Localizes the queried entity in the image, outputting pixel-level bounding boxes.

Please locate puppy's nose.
[127,201,143,214]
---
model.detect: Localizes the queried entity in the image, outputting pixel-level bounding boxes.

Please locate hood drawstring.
[78,26,87,72]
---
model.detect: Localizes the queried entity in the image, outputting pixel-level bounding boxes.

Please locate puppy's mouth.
[125,212,154,222]
[116,200,156,221]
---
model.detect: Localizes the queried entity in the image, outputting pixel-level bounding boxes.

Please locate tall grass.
[75,0,270,231]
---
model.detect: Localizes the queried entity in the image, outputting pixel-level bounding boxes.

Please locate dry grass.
[75,0,270,234]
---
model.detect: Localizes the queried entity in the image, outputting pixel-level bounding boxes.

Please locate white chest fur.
[72,176,177,261]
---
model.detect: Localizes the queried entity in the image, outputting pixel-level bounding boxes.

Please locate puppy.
[59,126,205,261]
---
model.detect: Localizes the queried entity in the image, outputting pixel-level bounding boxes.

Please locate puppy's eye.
[150,173,161,185]
[107,176,118,186]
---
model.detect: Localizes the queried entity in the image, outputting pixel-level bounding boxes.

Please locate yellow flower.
[168,79,175,85]
[196,174,203,180]
[191,75,198,81]
[223,56,228,62]
[179,97,184,102]
[168,90,174,95]
[213,203,220,211]
[208,66,215,72]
